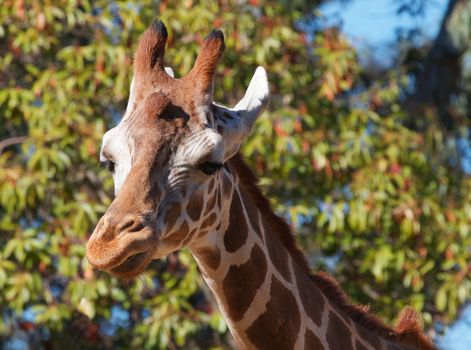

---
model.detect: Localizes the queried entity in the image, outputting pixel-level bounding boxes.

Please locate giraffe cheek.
[159,221,191,250]
[200,212,217,231]
[163,202,181,231]
[192,246,221,271]
[186,189,205,222]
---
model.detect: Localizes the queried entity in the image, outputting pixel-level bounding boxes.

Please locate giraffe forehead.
[103,109,222,174]
[120,88,213,146]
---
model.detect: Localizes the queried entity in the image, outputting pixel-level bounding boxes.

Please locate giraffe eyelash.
[100,159,116,173]
[199,161,223,175]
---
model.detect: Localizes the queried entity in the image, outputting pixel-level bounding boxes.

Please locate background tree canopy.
[0,0,469,349]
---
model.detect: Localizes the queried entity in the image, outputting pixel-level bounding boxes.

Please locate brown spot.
[196,229,208,240]
[177,221,190,239]
[217,125,224,134]
[203,192,217,216]
[265,226,291,281]
[222,172,232,197]
[304,329,323,349]
[187,190,204,221]
[183,227,202,246]
[164,221,190,247]
[164,202,181,229]
[326,312,354,349]
[194,246,220,270]
[224,191,248,252]
[356,325,383,350]
[356,340,369,350]
[228,154,312,282]
[239,185,263,240]
[246,277,301,350]
[222,245,267,321]
[293,265,325,326]
[201,212,217,230]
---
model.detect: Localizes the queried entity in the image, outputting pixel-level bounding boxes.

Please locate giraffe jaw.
[87,227,183,279]
[106,240,180,279]
[106,240,184,279]
[86,219,159,279]
[108,250,154,279]
[86,211,188,279]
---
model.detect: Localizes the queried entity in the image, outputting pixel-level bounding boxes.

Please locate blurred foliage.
[0,0,469,349]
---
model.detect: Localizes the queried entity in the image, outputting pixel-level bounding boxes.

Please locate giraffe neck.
[190,171,306,348]
[189,157,433,350]
[188,159,409,350]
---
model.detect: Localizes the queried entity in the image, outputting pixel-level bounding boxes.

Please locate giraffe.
[85,20,437,350]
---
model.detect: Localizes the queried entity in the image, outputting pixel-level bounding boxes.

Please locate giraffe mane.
[229,153,436,350]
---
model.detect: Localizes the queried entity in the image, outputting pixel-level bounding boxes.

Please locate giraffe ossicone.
[86,19,436,350]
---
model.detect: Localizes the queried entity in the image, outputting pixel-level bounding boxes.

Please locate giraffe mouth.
[109,250,153,279]
[86,216,159,277]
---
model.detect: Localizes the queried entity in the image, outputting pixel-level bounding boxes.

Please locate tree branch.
[0,136,28,154]
[405,0,471,130]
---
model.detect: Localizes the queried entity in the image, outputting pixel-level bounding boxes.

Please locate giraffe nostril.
[116,216,145,234]
[117,217,136,232]
[128,221,145,233]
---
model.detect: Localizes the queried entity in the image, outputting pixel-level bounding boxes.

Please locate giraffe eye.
[100,159,115,173]
[199,162,223,175]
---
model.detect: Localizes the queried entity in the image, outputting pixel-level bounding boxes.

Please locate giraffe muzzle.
[86,213,157,277]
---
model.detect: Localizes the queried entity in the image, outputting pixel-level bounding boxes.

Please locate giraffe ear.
[213,66,269,160]
[233,66,269,128]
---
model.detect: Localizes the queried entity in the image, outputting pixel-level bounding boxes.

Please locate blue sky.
[320,0,448,64]
[318,1,470,349]
[437,306,471,350]
[320,0,447,44]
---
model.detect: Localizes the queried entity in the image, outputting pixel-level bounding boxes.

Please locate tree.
[0,0,469,348]
[401,0,471,132]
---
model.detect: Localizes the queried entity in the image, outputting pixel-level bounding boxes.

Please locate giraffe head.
[86,20,269,278]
